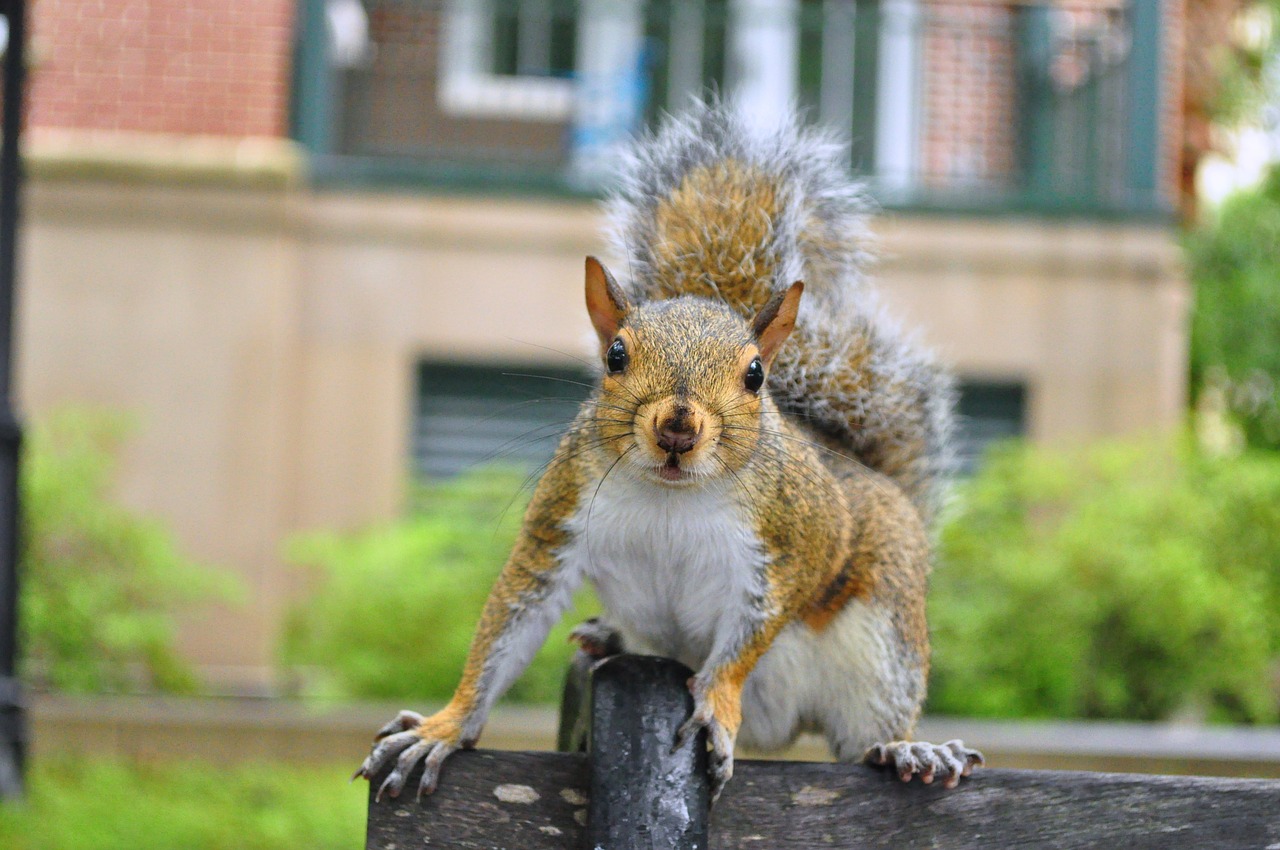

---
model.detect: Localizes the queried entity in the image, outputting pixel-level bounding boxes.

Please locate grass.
[0,758,366,850]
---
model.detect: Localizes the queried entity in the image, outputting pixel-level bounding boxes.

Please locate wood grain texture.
[369,657,1280,849]
[368,752,1280,850]
[365,751,588,850]
[714,761,1280,849]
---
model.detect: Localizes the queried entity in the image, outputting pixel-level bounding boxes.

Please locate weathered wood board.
[365,750,588,850]
[367,752,1280,850]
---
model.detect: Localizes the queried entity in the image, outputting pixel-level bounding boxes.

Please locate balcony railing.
[293,0,1169,217]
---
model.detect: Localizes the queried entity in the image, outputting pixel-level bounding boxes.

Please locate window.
[490,0,578,78]
[953,381,1026,473]
[438,0,579,121]
[413,362,592,479]
[414,362,1024,480]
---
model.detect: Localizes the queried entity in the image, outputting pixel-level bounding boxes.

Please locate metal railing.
[293,0,1168,216]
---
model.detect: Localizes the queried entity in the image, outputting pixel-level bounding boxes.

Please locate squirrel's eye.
[606,339,628,374]
[744,356,765,392]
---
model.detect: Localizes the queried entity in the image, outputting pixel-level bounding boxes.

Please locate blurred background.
[1,0,1279,847]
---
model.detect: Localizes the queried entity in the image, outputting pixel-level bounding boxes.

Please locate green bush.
[22,408,235,693]
[0,758,364,850]
[281,467,598,703]
[1188,166,1280,450]
[929,435,1280,723]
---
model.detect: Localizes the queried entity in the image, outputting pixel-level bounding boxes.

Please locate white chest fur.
[557,473,767,670]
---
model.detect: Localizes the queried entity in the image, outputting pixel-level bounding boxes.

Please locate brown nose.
[656,424,698,454]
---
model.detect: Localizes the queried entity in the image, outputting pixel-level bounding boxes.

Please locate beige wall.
[16,176,1188,693]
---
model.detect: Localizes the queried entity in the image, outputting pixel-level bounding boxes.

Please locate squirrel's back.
[606,100,955,520]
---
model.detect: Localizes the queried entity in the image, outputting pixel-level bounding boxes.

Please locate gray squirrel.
[356,100,982,801]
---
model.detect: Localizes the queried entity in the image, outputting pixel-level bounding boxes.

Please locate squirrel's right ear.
[585,256,631,348]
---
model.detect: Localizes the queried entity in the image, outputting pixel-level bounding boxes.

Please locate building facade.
[18,0,1188,692]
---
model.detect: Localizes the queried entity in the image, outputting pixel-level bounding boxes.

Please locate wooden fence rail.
[365,655,1280,850]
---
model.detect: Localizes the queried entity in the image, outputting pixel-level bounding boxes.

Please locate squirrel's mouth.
[658,451,685,481]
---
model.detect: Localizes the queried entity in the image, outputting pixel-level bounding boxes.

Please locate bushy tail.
[605,99,955,521]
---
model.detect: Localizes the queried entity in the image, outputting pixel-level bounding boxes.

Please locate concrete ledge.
[28,694,1280,778]
[25,129,305,190]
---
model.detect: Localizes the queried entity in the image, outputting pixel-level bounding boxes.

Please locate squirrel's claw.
[374,710,425,740]
[356,730,420,790]
[376,739,432,801]
[416,741,459,799]
[358,710,465,801]
[863,739,983,789]
[674,706,736,803]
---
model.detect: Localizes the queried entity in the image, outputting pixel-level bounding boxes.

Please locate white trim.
[874,0,922,196]
[438,0,574,122]
[666,1,706,114]
[569,0,646,186]
[729,0,800,134]
[819,0,858,142]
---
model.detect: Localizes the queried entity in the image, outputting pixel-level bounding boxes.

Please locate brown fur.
[650,160,780,313]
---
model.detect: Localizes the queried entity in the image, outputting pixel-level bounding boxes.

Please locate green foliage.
[1188,166,1280,449]
[0,758,364,850]
[281,467,598,703]
[22,408,236,693]
[929,435,1280,723]
[1203,2,1280,129]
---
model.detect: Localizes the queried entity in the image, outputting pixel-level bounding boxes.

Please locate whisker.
[585,444,636,570]
[501,372,599,392]
[722,424,893,503]
[719,434,860,525]
[494,429,635,528]
[504,338,598,371]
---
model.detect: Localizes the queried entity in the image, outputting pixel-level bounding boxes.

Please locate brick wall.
[29,0,296,138]
[21,0,1186,203]
[1162,0,1186,213]
[920,2,1019,190]
[917,0,1184,208]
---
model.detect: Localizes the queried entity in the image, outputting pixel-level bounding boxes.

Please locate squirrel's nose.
[656,424,698,455]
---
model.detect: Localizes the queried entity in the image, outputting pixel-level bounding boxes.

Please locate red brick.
[29,0,295,137]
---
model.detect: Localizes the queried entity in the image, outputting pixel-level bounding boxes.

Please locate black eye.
[606,338,628,374]
[744,356,765,392]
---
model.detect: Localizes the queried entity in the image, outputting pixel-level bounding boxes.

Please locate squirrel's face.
[583,257,802,488]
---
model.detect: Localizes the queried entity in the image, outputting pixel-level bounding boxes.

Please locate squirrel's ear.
[585,256,630,348]
[752,281,804,366]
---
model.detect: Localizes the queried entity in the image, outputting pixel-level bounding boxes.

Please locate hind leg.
[558,619,627,752]
[568,617,625,659]
[810,603,982,787]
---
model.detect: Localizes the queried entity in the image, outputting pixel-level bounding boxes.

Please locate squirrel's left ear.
[752,281,804,367]
[585,256,631,349]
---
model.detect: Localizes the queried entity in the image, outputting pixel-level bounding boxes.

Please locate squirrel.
[356,100,983,801]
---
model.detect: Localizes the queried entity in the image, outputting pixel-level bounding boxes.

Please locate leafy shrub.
[281,467,598,703]
[929,435,1280,723]
[1188,166,1280,449]
[22,408,235,693]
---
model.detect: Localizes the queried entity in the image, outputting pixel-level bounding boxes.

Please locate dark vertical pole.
[293,0,335,156]
[0,0,27,801]
[1016,3,1056,205]
[586,655,710,850]
[1124,0,1163,213]
[849,0,881,175]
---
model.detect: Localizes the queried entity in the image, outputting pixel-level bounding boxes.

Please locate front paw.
[864,739,984,789]
[354,709,465,801]
[673,700,736,802]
